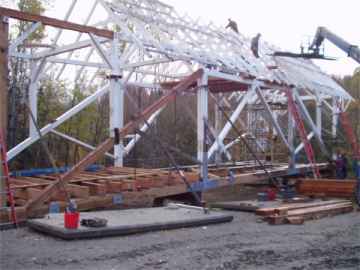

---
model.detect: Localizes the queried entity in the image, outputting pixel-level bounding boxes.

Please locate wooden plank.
[22,177,53,184]
[81,182,107,195]
[2,162,329,222]
[297,179,356,198]
[10,179,35,186]
[75,195,114,211]
[27,188,43,200]
[98,180,124,193]
[0,15,8,140]
[0,7,114,39]
[286,216,305,225]
[27,188,68,201]
[0,206,27,223]
[256,199,350,216]
[268,203,353,225]
[15,199,27,206]
[14,188,28,200]
[286,202,353,217]
[66,184,90,199]
[0,15,8,207]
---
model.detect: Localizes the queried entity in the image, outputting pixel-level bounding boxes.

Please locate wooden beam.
[256,199,349,217]
[0,7,114,39]
[0,15,8,207]
[297,179,357,198]
[25,69,204,213]
[268,202,353,225]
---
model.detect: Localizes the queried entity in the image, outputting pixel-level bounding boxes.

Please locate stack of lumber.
[0,162,330,224]
[297,179,356,198]
[256,199,354,225]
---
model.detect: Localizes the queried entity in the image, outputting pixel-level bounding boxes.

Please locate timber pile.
[0,162,329,224]
[256,199,354,225]
[297,179,357,198]
[6,167,198,209]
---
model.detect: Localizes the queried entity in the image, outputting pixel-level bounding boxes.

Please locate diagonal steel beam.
[51,130,115,159]
[7,84,110,160]
[295,132,315,154]
[255,88,291,151]
[89,33,113,69]
[9,21,42,54]
[293,89,330,158]
[204,117,232,161]
[207,83,258,159]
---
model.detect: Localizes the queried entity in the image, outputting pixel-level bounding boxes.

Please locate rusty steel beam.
[25,69,204,213]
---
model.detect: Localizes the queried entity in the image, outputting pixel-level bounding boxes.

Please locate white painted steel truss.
[4,0,354,175]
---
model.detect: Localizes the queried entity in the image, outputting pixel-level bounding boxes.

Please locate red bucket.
[64,212,79,229]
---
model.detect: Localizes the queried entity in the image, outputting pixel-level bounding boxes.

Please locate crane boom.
[309,26,360,64]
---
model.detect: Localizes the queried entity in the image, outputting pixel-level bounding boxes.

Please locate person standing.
[225,18,239,33]
[352,159,360,179]
[335,151,344,179]
[251,33,261,58]
[342,153,348,179]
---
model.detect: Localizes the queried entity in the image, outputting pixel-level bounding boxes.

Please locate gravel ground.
[1,208,359,270]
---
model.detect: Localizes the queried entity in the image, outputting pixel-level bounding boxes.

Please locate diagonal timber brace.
[25,69,204,214]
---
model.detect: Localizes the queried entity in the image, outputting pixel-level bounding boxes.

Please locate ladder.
[339,110,360,160]
[286,90,321,179]
[0,130,17,225]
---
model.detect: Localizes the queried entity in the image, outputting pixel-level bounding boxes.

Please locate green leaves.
[14,0,50,42]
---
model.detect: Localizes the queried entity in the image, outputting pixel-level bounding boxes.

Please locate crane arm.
[309,26,360,64]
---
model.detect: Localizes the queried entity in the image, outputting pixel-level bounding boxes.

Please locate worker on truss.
[226,18,239,33]
[251,33,261,58]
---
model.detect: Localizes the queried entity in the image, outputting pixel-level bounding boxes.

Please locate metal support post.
[256,88,291,151]
[109,35,124,167]
[288,97,295,169]
[214,94,222,163]
[332,97,339,159]
[197,72,208,180]
[29,61,41,137]
[316,95,322,137]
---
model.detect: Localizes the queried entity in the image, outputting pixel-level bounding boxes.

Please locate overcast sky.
[165,0,359,76]
[4,0,359,76]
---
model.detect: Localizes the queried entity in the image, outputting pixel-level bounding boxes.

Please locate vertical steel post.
[316,95,322,138]
[197,71,208,180]
[214,94,222,163]
[288,93,295,169]
[109,34,124,167]
[29,61,39,138]
[332,97,339,159]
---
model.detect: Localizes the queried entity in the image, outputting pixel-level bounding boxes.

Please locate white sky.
[4,0,360,76]
[165,0,359,76]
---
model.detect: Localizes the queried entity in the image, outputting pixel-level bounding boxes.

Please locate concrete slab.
[27,206,233,240]
[210,200,282,212]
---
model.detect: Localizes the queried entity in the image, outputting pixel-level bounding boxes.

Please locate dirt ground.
[1,186,360,270]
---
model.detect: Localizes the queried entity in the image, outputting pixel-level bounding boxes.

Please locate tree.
[8,0,51,149]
